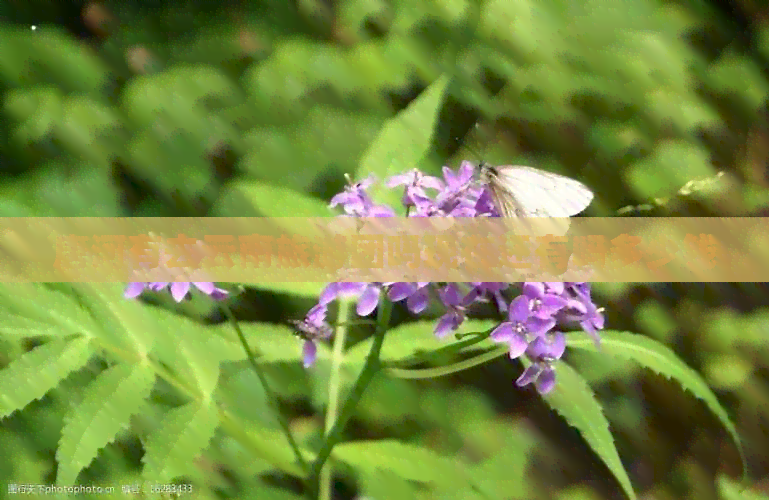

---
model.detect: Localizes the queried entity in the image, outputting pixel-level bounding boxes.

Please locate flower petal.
[507,333,529,359]
[303,340,318,368]
[516,364,542,388]
[124,282,146,299]
[508,295,531,322]
[523,282,545,299]
[535,367,556,394]
[388,282,416,302]
[170,282,191,302]
[406,289,429,314]
[192,282,215,294]
[526,317,556,337]
[435,312,461,338]
[356,285,380,316]
[490,322,513,343]
[526,332,566,360]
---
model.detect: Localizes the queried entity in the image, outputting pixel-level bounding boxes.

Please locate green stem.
[387,345,508,379]
[308,298,392,498]
[219,302,309,475]
[319,300,352,500]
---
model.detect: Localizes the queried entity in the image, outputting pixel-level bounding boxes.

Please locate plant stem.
[319,300,352,500]
[220,302,309,474]
[308,299,392,498]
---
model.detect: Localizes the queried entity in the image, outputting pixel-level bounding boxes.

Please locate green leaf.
[540,359,636,500]
[121,64,240,126]
[334,440,471,489]
[54,96,122,165]
[0,337,93,420]
[246,484,306,500]
[358,74,451,211]
[4,85,63,145]
[462,418,538,499]
[243,282,326,299]
[626,139,718,200]
[56,362,156,486]
[141,399,219,483]
[0,283,100,339]
[213,180,331,233]
[344,319,498,366]
[567,330,747,480]
[27,27,110,92]
[358,469,422,500]
[145,307,223,398]
[207,321,305,365]
[69,283,157,358]
[717,474,767,500]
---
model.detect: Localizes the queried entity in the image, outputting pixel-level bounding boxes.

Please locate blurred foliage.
[2,0,769,499]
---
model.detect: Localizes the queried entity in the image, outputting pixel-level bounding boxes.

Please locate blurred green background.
[2,0,769,499]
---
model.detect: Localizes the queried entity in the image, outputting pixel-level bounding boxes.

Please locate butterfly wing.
[492,166,594,217]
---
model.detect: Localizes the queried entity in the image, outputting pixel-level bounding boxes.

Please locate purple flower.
[434,284,474,338]
[290,304,332,367]
[124,282,228,302]
[388,282,431,314]
[516,331,566,394]
[490,295,557,359]
[386,169,443,210]
[465,282,510,313]
[330,175,396,217]
[436,161,474,202]
[433,163,484,217]
[522,282,569,319]
[319,282,390,316]
[473,187,499,217]
[559,283,605,346]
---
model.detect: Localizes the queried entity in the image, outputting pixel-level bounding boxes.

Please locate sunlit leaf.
[567,330,746,480]
[539,359,636,500]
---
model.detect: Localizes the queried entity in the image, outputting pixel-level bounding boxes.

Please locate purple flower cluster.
[124,282,229,303]
[332,162,500,218]
[294,163,606,394]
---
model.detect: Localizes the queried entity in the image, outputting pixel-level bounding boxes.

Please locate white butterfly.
[478,163,594,218]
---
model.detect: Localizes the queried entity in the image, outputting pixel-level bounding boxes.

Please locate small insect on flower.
[289,304,333,367]
[478,163,594,219]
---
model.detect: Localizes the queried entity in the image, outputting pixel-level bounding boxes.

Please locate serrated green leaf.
[69,283,157,358]
[334,439,470,489]
[141,400,219,483]
[208,321,305,365]
[567,330,746,480]
[56,362,156,486]
[540,359,636,500]
[359,74,450,211]
[0,283,99,339]
[0,337,93,419]
[146,307,222,397]
[344,319,498,366]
